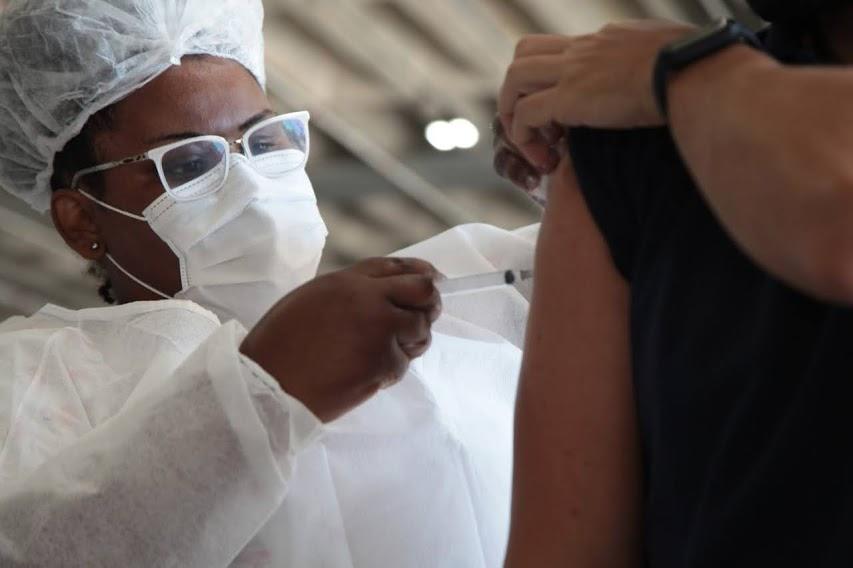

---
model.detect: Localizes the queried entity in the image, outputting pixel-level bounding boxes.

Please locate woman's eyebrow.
[145,110,276,145]
[239,109,275,132]
[146,130,205,145]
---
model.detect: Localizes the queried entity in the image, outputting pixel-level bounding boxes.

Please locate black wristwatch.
[653,18,760,119]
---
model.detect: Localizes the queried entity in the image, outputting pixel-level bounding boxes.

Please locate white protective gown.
[0,223,538,568]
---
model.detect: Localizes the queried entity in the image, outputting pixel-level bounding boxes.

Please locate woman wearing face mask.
[0,1,536,566]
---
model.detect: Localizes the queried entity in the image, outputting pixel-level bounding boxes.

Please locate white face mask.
[88,155,328,329]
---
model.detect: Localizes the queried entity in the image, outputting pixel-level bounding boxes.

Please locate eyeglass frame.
[70,110,311,199]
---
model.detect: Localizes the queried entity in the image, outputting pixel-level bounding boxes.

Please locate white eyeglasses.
[71,111,311,201]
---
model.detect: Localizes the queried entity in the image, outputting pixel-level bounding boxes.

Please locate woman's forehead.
[109,57,270,143]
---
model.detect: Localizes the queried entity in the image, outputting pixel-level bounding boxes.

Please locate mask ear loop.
[77,189,172,299]
[78,189,147,221]
[105,253,172,300]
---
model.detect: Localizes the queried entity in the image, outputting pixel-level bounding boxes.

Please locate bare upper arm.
[505,157,642,567]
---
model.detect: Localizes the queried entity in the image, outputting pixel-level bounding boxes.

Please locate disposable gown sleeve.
[394,223,539,349]
[0,320,323,567]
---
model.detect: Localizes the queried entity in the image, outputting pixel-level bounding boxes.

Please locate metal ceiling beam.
[310,150,530,203]
[264,39,473,227]
[693,0,735,19]
[272,0,490,125]
[633,0,703,21]
[261,16,402,108]
[262,18,416,156]
[392,0,516,78]
[513,0,641,34]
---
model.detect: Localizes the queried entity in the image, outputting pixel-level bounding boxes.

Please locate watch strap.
[654,19,760,119]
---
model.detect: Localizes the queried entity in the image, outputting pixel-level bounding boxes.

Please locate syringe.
[436,269,534,297]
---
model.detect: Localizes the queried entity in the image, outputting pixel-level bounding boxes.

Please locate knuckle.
[384,257,406,271]
[514,36,533,56]
[507,59,524,77]
[410,259,437,277]
[416,275,437,296]
[395,257,423,272]
[350,257,382,276]
[324,271,352,291]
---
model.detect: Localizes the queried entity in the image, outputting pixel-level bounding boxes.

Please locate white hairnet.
[0,0,266,212]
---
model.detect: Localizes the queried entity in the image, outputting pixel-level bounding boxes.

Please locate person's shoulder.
[0,308,78,376]
[0,315,30,333]
[0,306,70,335]
[0,301,220,354]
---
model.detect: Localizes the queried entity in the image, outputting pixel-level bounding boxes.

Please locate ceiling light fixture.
[425,118,480,151]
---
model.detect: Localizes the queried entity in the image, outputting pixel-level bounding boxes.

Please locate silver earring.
[90,243,100,251]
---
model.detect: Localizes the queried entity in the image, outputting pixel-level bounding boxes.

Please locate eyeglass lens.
[161,116,308,199]
[162,139,229,199]
[247,117,308,177]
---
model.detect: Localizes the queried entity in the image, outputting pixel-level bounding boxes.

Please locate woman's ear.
[51,189,105,261]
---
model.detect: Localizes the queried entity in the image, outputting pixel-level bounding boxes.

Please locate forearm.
[669,45,853,302]
[505,159,642,567]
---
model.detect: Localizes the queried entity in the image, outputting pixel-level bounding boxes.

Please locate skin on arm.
[668,43,853,303]
[505,157,642,567]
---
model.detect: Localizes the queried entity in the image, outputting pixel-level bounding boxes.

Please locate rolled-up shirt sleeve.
[568,126,654,282]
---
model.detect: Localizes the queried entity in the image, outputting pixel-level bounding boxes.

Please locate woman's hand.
[498,22,694,149]
[241,257,441,423]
